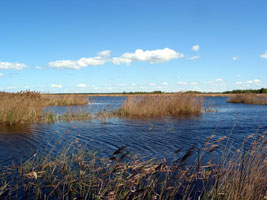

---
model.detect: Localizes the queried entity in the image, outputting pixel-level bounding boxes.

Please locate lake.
[0,96,266,167]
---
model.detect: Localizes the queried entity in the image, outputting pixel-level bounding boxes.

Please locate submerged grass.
[113,94,203,119]
[1,130,265,199]
[227,94,267,105]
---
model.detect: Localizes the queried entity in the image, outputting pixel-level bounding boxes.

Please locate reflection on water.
[0,96,266,167]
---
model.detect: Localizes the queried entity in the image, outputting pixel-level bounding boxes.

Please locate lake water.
[0,96,266,167]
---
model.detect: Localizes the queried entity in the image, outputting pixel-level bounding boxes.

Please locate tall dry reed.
[0,91,46,125]
[227,94,267,105]
[114,94,203,118]
[42,94,88,106]
[0,130,266,199]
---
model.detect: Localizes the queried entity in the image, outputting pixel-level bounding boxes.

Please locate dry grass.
[113,94,203,118]
[42,94,88,106]
[0,91,46,125]
[0,92,90,125]
[0,130,266,199]
[227,94,267,105]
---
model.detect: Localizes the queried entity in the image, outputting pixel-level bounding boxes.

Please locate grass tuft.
[113,94,203,118]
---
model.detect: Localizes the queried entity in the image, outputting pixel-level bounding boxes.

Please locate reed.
[113,94,203,118]
[0,91,46,125]
[42,94,88,106]
[1,129,265,199]
[227,94,267,105]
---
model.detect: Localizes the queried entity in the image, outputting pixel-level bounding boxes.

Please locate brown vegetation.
[113,94,203,118]
[42,94,88,106]
[0,130,266,199]
[227,94,267,105]
[0,91,46,125]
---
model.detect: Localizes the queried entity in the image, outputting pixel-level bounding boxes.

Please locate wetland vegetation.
[0,131,266,200]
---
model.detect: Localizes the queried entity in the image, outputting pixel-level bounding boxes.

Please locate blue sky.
[0,0,266,93]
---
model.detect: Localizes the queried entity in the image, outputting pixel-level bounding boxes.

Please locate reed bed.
[113,94,203,118]
[1,130,265,199]
[0,91,46,125]
[227,94,267,105]
[42,94,88,106]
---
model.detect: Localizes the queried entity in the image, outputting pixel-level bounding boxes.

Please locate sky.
[0,0,266,93]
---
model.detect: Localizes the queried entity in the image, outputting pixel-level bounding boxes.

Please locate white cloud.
[50,84,63,88]
[235,79,261,86]
[260,50,267,59]
[131,83,136,86]
[216,78,224,82]
[0,73,4,77]
[232,56,239,61]
[35,66,43,69]
[98,50,111,57]
[188,56,200,60]
[112,48,184,64]
[0,62,27,70]
[191,82,198,85]
[149,83,156,86]
[177,81,187,85]
[76,83,87,88]
[192,45,200,52]
[162,82,168,85]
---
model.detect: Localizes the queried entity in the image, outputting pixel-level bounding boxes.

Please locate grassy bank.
[0,131,266,199]
[113,94,203,119]
[227,94,267,105]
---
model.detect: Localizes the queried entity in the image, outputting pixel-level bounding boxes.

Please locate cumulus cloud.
[177,81,188,85]
[162,82,168,85]
[35,66,43,69]
[98,50,111,57]
[216,78,224,82]
[232,56,239,61]
[191,82,198,85]
[76,83,87,88]
[0,62,27,70]
[112,48,184,64]
[260,51,267,59]
[50,84,63,88]
[149,83,156,86]
[235,79,261,85]
[0,73,4,77]
[188,56,200,60]
[192,45,200,52]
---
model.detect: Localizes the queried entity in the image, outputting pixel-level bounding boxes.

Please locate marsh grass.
[0,91,46,125]
[0,92,90,125]
[42,94,88,106]
[227,94,267,105]
[113,94,203,119]
[1,130,266,199]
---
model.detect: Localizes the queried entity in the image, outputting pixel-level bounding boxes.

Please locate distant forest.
[223,88,267,94]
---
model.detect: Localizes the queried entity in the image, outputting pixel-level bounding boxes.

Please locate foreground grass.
[1,131,266,199]
[227,94,267,105]
[113,94,203,119]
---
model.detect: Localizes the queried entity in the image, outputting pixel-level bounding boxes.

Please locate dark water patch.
[0,97,266,167]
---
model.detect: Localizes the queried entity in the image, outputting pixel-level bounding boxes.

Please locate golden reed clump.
[41,94,88,106]
[227,94,267,105]
[0,91,46,125]
[114,94,203,118]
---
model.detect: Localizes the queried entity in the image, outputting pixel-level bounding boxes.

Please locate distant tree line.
[223,88,267,94]
[122,91,164,94]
